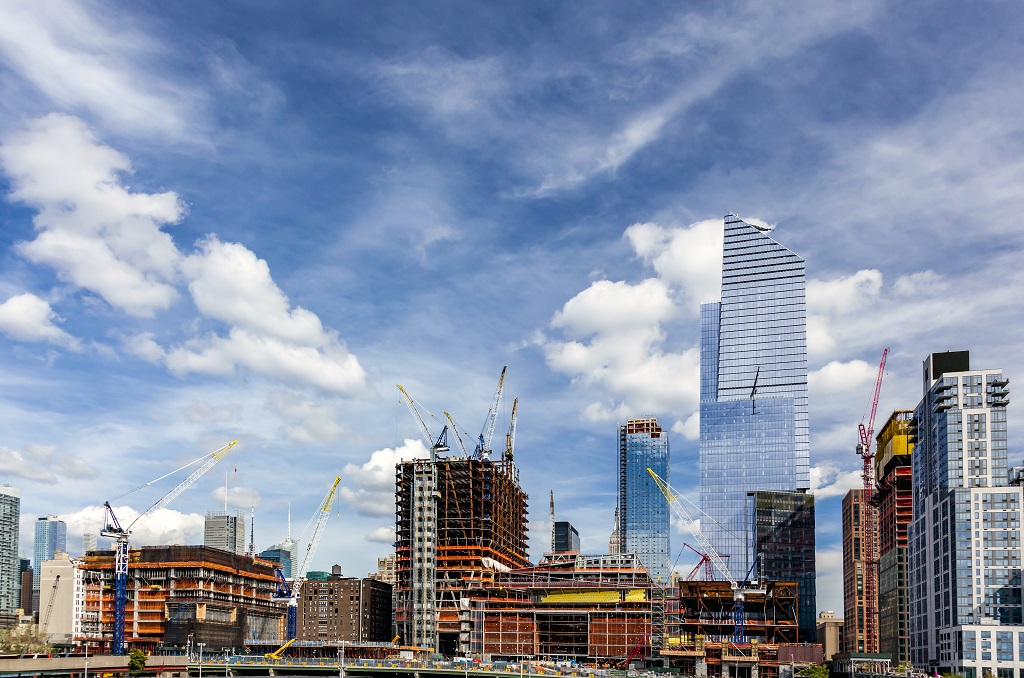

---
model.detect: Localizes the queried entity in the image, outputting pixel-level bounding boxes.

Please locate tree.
[797,664,830,678]
[128,648,148,675]
[0,625,53,654]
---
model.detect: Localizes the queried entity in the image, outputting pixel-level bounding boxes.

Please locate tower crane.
[647,468,764,643]
[444,412,470,457]
[857,348,888,652]
[475,366,506,459]
[100,440,238,655]
[273,477,341,641]
[504,398,518,464]
[549,490,556,554]
[397,385,449,461]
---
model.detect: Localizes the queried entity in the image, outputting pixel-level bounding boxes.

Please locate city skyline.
[1,2,1024,620]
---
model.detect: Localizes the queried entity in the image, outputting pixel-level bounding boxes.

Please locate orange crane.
[857,348,888,653]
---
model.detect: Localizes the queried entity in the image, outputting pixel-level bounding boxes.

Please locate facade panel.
[617,418,670,584]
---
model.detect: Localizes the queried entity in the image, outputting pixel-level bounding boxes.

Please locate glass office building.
[699,214,810,580]
[0,486,19,614]
[32,515,66,610]
[618,418,670,584]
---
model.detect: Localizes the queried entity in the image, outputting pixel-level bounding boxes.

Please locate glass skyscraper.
[699,214,810,580]
[617,417,670,584]
[33,515,66,610]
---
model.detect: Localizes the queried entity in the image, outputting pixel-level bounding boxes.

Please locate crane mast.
[100,440,238,655]
[857,348,888,653]
[475,366,506,459]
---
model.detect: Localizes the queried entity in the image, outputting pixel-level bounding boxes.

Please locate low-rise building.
[297,571,392,643]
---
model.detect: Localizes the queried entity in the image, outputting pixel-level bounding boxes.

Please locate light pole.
[198,642,206,678]
[224,649,229,678]
[83,640,89,678]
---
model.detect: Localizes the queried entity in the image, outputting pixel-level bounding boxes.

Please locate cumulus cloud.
[625,219,723,312]
[808,360,876,395]
[339,439,430,517]
[810,462,863,500]
[806,269,882,357]
[1,115,367,396]
[0,443,96,483]
[1,115,183,316]
[62,505,204,547]
[210,485,262,510]
[0,293,80,349]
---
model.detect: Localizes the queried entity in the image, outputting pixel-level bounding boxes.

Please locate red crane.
[857,348,888,653]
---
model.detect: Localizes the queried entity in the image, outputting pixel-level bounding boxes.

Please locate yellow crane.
[265,637,296,660]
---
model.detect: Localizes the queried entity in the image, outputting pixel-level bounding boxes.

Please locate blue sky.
[2,1,1024,617]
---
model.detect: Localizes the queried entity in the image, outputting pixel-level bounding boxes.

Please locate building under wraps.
[81,545,284,653]
[468,553,656,662]
[395,456,529,656]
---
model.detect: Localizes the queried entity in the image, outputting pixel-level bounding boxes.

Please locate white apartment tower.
[908,351,1021,677]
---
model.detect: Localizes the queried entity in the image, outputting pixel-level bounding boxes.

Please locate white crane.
[475,366,506,459]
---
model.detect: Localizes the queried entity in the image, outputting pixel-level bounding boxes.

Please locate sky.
[1,0,1024,618]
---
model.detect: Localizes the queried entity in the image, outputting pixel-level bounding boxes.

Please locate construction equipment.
[618,638,646,668]
[504,397,518,463]
[474,365,507,459]
[391,634,400,644]
[856,347,888,652]
[683,544,717,582]
[41,574,60,634]
[273,476,341,640]
[549,490,556,554]
[398,385,437,452]
[444,411,470,457]
[264,637,296,660]
[647,468,764,643]
[101,440,238,655]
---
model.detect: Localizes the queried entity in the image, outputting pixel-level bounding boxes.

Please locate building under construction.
[80,545,284,653]
[468,553,655,662]
[395,455,529,656]
[661,578,818,677]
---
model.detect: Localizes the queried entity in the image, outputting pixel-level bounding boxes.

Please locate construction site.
[467,553,655,662]
[79,545,285,654]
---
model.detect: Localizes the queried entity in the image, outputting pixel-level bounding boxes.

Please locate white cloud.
[625,219,723,313]
[62,505,204,547]
[0,293,80,349]
[210,485,261,510]
[808,360,876,396]
[0,114,183,317]
[339,439,430,517]
[0,443,95,483]
[365,526,395,544]
[268,390,346,444]
[181,401,238,425]
[0,1,196,138]
[806,269,882,359]
[672,411,700,441]
[810,462,863,500]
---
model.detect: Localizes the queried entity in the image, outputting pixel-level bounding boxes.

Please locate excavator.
[264,638,296,661]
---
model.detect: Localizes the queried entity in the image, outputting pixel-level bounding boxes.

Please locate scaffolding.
[672,580,800,644]
[395,456,529,656]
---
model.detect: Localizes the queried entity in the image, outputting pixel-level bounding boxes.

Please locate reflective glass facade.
[700,215,809,580]
[618,418,670,584]
[32,516,66,606]
[0,486,19,614]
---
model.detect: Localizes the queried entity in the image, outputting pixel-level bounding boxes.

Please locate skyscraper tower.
[33,516,66,611]
[0,486,19,614]
[617,417,670,584]
[699,214,811,579]
[204,510,247,554]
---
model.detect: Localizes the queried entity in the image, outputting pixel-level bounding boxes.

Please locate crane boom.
[129,440,238,530]
[284,476,341,640]
[42,574,60,634]
[476,366,507,458]
[398,385,435,451]
[858,348,890,454]
[100,440,238,655]
[647,469,735,586]
[444,412,470,457]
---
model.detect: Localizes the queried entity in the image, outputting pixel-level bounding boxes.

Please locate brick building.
[297,574,392,643]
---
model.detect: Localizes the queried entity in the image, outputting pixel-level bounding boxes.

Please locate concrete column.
[696,658,707,678]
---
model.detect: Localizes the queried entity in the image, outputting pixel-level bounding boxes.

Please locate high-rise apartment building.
[875,410,914,665]
[617,417,670,584]
[296,575,392,642]
[842,488,875,652]
[204,510,246,555]
[0,486,19,614]
[908,351,1022,677]
[554,521,581,553]
[82,533,97,554]
[33,516,66,611]
[699,214,811,583]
